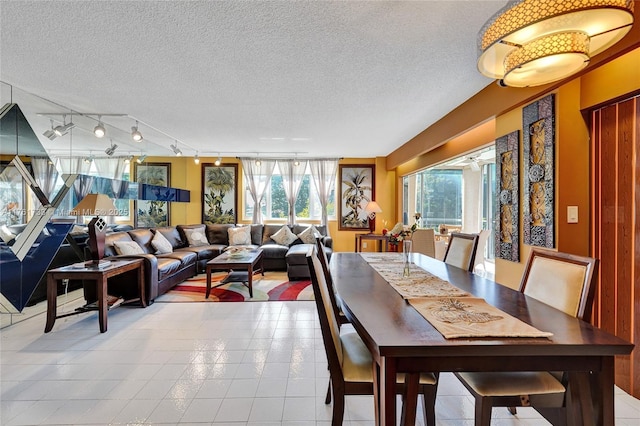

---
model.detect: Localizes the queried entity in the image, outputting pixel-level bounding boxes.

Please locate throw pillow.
[271,225,298,246]
[70,225,88,235]
[297,225,320,244]
[0,224,16,243]
[113,241,144,255]
[228,226,252,245]
[184,226,209,247]
[151,231,173,254]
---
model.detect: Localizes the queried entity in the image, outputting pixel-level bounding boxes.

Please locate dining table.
[330,252,634,426]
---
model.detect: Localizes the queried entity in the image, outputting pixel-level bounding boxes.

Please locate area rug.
[155,271,314,302]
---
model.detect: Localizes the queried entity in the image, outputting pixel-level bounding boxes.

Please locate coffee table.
[205,248,264,298]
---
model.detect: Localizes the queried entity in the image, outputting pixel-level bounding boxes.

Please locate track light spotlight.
[136,154,147,164]
[170,142,182,156]
[94,117,106,138]
[43,120,57,140]
[214,155,221,166]
[84,154,94,164]
[255,159,262,166]
[54,120,75,137]
[105,140,118,156]
[131,121,143,142]
[124,155,133,164]
[194,153,200,165]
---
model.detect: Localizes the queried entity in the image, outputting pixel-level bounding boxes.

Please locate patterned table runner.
[359,253,470,299]
[408,297,554,339]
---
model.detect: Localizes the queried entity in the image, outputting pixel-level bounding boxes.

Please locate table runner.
[359,253,470,298]
[408,297,554,339]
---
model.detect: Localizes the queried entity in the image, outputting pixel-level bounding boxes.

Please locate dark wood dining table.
[330,252,634,426]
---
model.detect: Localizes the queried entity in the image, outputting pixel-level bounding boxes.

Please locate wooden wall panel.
[592,95,639,397]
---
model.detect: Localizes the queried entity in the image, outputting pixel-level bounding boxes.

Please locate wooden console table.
[45,259,145,333]
[355,233,389,252]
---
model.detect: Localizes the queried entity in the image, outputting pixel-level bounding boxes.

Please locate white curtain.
[279,159,308,225]
[309,159,339,232]
[94,157,126,180]
[54,157,92,219]
[240,158,276,224]
[30,157,59,202]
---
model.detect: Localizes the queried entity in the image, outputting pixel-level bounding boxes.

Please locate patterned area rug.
[155,271,314,302]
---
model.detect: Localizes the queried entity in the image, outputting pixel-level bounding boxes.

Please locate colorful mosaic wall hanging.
[495,130,520,262]
[523,94,555,248]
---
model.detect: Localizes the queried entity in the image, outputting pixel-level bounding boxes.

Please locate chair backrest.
[314,236,343,323]
[306,245,345,379]
[520,248,599,321]
[411,228,436,258]
[443,232,479,271]
[473,229,491,270]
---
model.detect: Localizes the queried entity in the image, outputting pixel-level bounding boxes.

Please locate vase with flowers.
[388,221,417,252]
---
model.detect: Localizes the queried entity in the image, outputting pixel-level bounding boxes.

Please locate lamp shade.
[365,201,382,215]
[71,194,117,217]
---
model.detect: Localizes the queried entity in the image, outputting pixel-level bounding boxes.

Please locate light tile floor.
[1,299,639,425]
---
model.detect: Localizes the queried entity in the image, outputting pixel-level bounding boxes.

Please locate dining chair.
[442,232,479,271]
[314,236,349,326]
[472,229,491,274]
[410,228,436,258]
[306,246,439,426]
[454,247,599,426]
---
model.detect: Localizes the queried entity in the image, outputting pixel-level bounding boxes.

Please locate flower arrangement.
[388,222,417,244]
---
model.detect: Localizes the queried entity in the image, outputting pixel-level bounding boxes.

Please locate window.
[407,169,463,228]
[244,163,335,221]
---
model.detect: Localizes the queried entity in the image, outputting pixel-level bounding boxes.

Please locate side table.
[45,258,145,333]
[355,233,389,252]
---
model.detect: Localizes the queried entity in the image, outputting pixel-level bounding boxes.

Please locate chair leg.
[325,380,332,404]
[421,383,438,426]
[332,392,345,426]
[475,397,493,426]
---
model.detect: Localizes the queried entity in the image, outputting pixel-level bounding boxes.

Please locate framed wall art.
[338,164,375,231]
[134,162,171,228]
[523,93,555,248]
[202,163,237,224]
[495,130,520,262]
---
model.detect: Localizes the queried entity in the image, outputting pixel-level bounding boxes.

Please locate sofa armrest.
[108,253,159,302]
[321,236,333,249]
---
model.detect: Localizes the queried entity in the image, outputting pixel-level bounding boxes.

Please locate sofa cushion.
[0,224,16,243]
[297,225,320,244]
[128,228,155,254]
[262,224,284,245]
[151,231,173,254]
[261,243,290,260]
[184,226,209,247]
[271,225,298,246]
[156,257,183,281]
[156,226,185,249]
[286,244,314,265]
[104,232,134,257]
[250,224,264,245]
[228,226,252,245]
[113,241,144,256]
[204,224,233,245]
[176,245,225,261]
[158,250,197,268]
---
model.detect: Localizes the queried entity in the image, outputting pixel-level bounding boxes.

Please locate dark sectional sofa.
[97,223,332,305]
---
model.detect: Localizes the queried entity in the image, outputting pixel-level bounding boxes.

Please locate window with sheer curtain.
[244,162,335,222]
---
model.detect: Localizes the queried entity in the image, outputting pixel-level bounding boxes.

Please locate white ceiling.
[0,1,504,159]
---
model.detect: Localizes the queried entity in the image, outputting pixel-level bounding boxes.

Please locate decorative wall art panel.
[523,94,555,248]
[202,164,237,224]
[134,163,171,228]
[495,130,520,262]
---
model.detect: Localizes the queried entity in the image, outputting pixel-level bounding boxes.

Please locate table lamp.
[71,193,117,265]
[364,201,382,234]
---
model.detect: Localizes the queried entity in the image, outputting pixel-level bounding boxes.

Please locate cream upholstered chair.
[454,248,599,426]
[306,246,439,426]
[411,228,436,258]
[443,232,479,271]
[472,229,491,274]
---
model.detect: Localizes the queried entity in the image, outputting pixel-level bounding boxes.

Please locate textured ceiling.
[0,1,503,159]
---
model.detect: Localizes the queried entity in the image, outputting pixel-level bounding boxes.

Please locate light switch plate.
[567,206,578,223]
